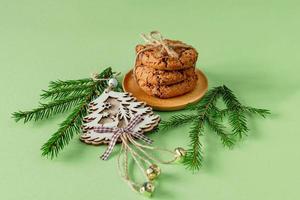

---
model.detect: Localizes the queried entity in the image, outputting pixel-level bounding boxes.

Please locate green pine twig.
[41,85,93,100]
[13,67,114,158]
[40,67,113,157]
[206,116,235,148]
[12,94,87,123]
[222,86,249,138]
[41,99,88,158]
[243,106,270,118]
[49,78,92,89]
[183,119,204,171]
[181,87,224,170]
[160,85,270,171]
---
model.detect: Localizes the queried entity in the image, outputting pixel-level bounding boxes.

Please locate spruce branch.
[228,110,249,138]
[160,85,270,172]
[13,67,114,158]
[183,120,204,171]
[40,67,113,157]
[47,67,113,90]
[221,85,241,110]
[13,67,113,123]
[242,106,270,118]
[12,94,87,123]
[218,106,270,119]
[206,116,235,148]
[41,85,93,100]
[182,96,218,170]
[41,99,88,158]
[49,78,92,89]
[222,85,249,138]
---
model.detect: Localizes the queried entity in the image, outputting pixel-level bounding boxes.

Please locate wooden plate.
[122,69,208,111]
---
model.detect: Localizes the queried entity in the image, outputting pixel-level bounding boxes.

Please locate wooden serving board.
[122,69,208,111]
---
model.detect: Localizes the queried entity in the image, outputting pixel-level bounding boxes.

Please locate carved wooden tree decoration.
[81,90,160,145]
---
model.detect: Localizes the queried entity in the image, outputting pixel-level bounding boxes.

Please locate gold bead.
[149,164,161,176]
[146,164,161,180]
[146,168,157,181]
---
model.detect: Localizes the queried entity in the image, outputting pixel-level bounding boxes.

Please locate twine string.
[121,135,149,180]
[117,142,139,192]
[133,31,193,81]
[90,71,121,92]
[90,71,121,82]
[123,139,152,166]
[115,132,179,193]
[127,135,177,164]
[140,31,178,58]
[93,108,181,192]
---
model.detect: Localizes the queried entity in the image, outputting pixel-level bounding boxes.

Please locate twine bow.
[133,31,193,80]
[92,115,153,160]
[90,71,121,82]
[140,31,179,58]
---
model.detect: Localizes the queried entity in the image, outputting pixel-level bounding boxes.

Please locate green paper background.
[1,0,299,199]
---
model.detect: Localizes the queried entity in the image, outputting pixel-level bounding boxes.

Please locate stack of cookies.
[134,39,198,98]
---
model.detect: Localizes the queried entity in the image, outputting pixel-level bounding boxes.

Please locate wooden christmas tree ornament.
[78,76,184,195]
[81,90,160,145]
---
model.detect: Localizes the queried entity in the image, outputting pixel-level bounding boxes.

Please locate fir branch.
[13,67,113,123]
[49,78,92,89]
[182,87,224,170]
[13,67,114,158]
[206,116,235,148]
[41,85,93,100]
[40,67,113,157]
[228,110,248,138]
[242,106,270,118]
[160,84,270,172]
[221,85,241,110]
[183,119,204,171]
[218,106,270,119]
[222,86,249,138]
[12,94,87,123]
[41,99,88,158]
[47,67,113,89]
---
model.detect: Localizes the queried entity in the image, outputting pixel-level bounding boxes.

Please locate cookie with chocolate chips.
[135,39,198,71]
[135,65,196,86]
[136,74,198,99]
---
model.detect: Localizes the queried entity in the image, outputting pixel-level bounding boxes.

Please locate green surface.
[0,1,299,199]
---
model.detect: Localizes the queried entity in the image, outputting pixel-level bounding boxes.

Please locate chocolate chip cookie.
[136,74,198,98]
[135,65,196,86]
[135,39,198,71]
